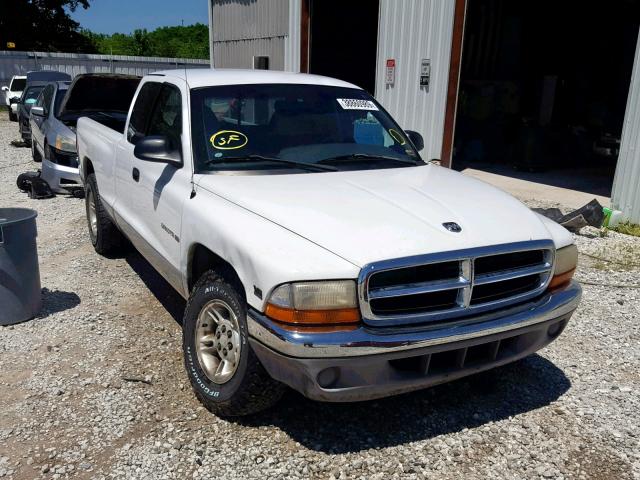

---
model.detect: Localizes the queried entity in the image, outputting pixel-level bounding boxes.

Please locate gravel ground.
[0,112,638,480]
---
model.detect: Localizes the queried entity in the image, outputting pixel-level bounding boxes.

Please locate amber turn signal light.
[548,268,575,291]
[265,303,360,326]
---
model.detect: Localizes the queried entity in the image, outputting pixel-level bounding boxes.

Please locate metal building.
[209,0,640,224]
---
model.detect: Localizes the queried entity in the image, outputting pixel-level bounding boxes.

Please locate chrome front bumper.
[248,280,581,358]
[248,281,581,402]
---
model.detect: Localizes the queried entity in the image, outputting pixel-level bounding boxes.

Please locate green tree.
[0,0,95,53]
[84,24,210,59]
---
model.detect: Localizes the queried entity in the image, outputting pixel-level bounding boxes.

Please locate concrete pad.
[462,167,611,209]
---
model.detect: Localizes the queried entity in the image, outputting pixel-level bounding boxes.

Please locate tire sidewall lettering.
[186,346,220,398]
[184,278,248,402]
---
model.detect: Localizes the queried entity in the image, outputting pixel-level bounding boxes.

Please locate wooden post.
[440,0,467,168]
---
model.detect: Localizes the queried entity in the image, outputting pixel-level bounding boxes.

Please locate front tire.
[8,111,17,122]
[183,271,284,416]
[31,140,42,163]
[85,173,124,255]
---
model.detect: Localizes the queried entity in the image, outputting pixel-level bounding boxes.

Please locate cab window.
[41,85,54,116]
[127,82,162,144]
[146,84,182,150]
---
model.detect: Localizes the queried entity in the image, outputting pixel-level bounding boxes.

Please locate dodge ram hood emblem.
[443,222,462,233]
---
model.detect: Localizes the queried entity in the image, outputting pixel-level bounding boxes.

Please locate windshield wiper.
[319,153,420,166]
[206,154,337,172]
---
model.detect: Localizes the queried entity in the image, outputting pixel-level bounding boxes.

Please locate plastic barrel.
[0,208,42,325]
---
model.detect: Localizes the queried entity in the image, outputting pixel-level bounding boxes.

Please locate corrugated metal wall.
[611,30,640,223]
[0,50,209,103]
[375,0,456,162]
[215,0,455,161]
[212,0,288,70]
[213,38,285,69]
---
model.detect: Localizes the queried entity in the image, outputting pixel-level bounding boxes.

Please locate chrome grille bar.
[358,240,555,327]
[368,276,471,300]
[473,263,552,286]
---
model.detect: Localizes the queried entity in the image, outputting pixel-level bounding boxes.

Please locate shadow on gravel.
[237,354,570,453]
[38,288,81,317]
[117,249,571,453]
[125,251,185,324]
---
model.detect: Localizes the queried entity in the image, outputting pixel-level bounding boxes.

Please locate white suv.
[2,75,27,121]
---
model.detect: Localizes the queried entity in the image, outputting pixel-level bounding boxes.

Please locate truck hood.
[196,165,556,267]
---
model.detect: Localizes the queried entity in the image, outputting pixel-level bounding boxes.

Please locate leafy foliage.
[84,24,210,59]
[0,0,96,53]
[0,0,209,60]
[610,222,640,238]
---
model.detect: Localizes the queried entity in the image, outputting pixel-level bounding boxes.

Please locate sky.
[68,0,209,34]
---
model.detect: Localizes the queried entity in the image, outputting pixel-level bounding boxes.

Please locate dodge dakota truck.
[77,69,581,417]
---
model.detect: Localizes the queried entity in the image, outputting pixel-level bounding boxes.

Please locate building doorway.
[304,0,380,95]
[452,0,640,198]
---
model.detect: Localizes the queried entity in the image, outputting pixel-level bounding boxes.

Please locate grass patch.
[610,222,640,237]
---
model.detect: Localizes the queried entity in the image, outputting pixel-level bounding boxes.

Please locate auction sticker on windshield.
[210,130,248,150]
[337,99,379,111]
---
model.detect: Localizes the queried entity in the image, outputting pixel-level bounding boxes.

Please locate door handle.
[132,167,140,182]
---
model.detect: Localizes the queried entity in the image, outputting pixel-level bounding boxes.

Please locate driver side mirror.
[134,135,183,167]
[31,106,45,117]
[405,130,424,152]
[1,86,8,92]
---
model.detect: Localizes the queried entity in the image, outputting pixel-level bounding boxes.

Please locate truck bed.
[62,112,127,134]
[76,115,124,207]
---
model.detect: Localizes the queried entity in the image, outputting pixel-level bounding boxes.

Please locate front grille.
[359,240,555,326]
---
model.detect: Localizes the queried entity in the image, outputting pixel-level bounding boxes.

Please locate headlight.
[265,280,360,326]
[548,245,578,290]
[55,134,76,152]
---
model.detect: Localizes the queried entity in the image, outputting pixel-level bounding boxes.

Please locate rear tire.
[183,270,285,417]
[85,173,125,255]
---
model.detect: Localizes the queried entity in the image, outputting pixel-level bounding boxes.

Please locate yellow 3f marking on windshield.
[210,130,248,150]
[389,129,406,145]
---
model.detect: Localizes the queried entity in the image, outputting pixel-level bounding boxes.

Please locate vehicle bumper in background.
[248,280,582,402]
[10,103,18,115]
[41,157,82,195]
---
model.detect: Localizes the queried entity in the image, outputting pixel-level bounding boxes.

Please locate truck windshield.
[10,78,26,91]
[191,84,423,173]
[22,86,44,107]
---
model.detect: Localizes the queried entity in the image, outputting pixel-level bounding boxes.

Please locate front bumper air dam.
[248,280,582,402]
[41,158,81,194]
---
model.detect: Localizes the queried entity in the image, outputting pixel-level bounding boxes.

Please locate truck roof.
[150,68,362,90]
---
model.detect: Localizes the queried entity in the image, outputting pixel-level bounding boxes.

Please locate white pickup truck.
[77,69,581,417]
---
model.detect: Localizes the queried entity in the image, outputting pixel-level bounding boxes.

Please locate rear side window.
[41,85,54,116]
[53,88,68,118]
[127,82,162,143]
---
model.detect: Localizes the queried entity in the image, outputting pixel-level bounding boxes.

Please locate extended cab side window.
[127,82,162,144]
[146,84,182,150]
[42,85,54,116]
